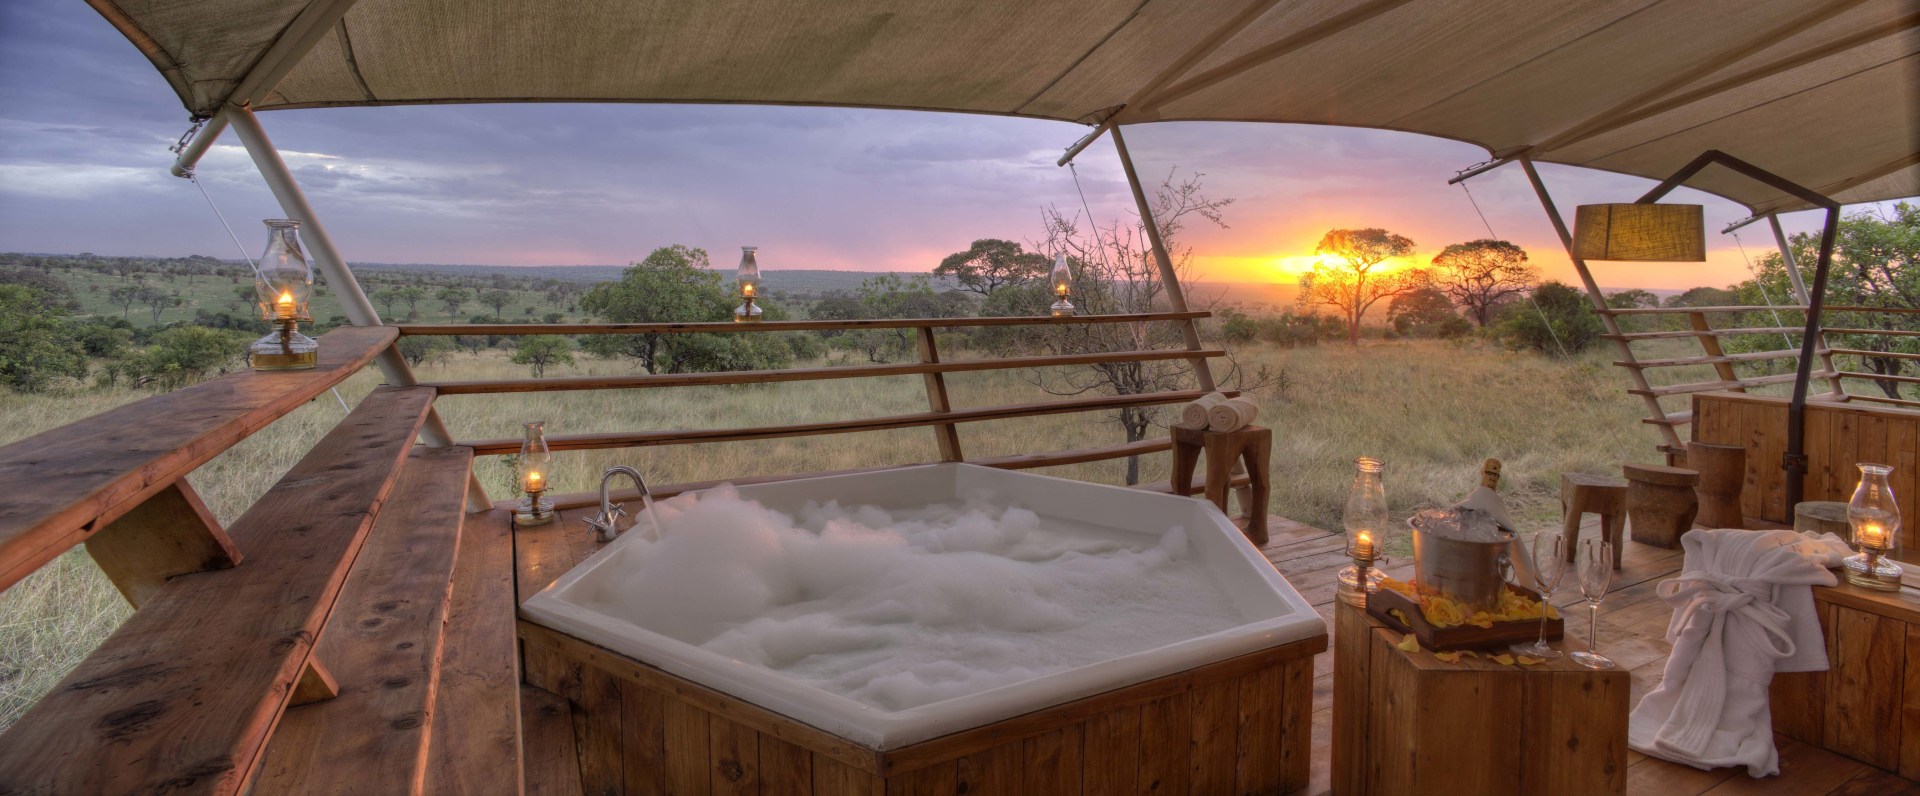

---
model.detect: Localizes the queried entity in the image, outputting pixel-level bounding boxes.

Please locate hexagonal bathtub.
[520,463,1327,791]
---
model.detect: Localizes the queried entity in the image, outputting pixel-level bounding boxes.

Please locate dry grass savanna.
[0,331,1813,729]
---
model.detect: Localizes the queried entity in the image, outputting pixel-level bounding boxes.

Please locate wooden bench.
[0,384,433,794]
[250,445,523,794]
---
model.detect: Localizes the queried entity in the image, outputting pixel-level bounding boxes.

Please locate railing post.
[226,106,491,511]
[1688,312,1744,391]
[915,327,964,462]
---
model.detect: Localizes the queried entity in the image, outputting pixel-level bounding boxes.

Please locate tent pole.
[226,104,493,511]
[1110,125,1218,393]
[1783,207,1841,510]
[1767,213,1813,303]
[171,109,229,177]
[1517,155,1684,452]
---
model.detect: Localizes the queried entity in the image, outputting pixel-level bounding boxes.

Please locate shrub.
[1493,282,1604,356]
[129,326,249,390]
[0,284,88,392]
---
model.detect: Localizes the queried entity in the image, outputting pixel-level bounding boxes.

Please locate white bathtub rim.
[520,463,1327,750]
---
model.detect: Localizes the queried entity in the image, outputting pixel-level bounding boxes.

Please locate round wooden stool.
[1623,463,1700,549]
[1561,473,1627,568]
[1686,441,1746,528]
[1794,500,1850,537]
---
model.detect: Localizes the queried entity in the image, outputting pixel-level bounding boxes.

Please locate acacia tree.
[1430,239,1538,327]
[1025,170,1270,485]
[108,283,142,320]
[436,286,469,321]
[510,335,574,377]
[397,286,428,318]
[1298,229,1426,345]
[933,239,1050,298]
[480,289,515,320]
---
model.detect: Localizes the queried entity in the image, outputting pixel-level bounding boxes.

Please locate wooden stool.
[1561,473,1626,568]
[1171,425,1272,545]
[1622,463,1699,549]
[1793,500,1850,537]
[1687,441,1746,528]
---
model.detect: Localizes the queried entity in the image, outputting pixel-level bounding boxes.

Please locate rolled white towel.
[1207,396,1260,432]
[1176,392,1229,430]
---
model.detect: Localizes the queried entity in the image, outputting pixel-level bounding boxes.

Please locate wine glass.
[1511,533,1569,658]
[1571,539,1616,670]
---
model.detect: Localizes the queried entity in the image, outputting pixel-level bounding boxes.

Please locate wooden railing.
[398,311,1222,492]
[0,310,1223,793]
[1600,304,1919,446]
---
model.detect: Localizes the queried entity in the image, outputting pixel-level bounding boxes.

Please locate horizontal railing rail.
[395,311,1210,336]
[423,348,1224,395]
[458,388,1234,455]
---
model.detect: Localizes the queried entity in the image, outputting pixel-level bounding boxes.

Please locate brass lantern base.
[250,321,318,371]
[1844,551,1903,591]
[514,492,556,527]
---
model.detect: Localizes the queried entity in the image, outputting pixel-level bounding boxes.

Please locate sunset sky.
[1,0,1894,293]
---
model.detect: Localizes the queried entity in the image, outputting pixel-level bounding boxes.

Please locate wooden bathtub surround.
[1561,473,1628,568]
[513,507,1324,795]
[1171,424,1273,545]
[519,622,1322,796]
[1622,463,1699,548]
[1692,391,1919,531]
[1332,598,1629,796]
[1687,441,1748,529]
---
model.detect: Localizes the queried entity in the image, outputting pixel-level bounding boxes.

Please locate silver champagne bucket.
[1410,512,1514,613]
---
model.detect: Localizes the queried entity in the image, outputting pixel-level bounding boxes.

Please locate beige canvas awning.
[95,0,1918,213]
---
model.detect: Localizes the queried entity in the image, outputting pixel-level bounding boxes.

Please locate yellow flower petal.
[1517,655,1546,666]
[1397,633,1420,653]
[1435,651,1462,663]
[1492,653,1516,666]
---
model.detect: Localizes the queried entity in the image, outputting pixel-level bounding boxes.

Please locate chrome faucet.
[586,465,654,542]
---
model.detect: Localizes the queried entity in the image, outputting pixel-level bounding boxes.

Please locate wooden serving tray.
[1366,583,1564,651]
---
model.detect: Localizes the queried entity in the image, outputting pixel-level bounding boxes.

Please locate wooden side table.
[1333,598,1629,795]
[1170,424,1272,545]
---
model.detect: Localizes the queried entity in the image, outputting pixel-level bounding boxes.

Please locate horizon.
[1,0,1909,293]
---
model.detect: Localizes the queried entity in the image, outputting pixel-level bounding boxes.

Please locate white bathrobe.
[1627,528,1849,777]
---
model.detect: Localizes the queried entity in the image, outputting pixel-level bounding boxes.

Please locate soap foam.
[571,484,1244,711]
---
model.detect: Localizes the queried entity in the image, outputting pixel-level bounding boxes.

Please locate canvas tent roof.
[96,0,1918,213]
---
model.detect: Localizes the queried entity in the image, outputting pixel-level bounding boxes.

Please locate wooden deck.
[1257,514,1920,796]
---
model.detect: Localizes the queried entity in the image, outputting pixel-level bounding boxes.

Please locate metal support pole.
[171,109,229,177]
[1769,212,1844,398]
[1784,207,1841,511]
[226,104,493,511]
[1518,156,1684,450]
[1768,213,1812,304]
[1110,125,1218,393]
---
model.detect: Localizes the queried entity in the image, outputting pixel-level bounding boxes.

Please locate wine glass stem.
[1535,590,1551,644]
[1587,600,1601,654]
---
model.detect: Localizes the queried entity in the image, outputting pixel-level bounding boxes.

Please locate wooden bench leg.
[1171,428,1203,498]
[1561,506,1583,563]
[1603,512,1625,569]
[84,481,240,607]
[1240,434,1271,546]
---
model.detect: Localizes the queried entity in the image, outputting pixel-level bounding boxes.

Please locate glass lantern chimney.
[1048,253,1075,317]
[248,219,319,370]
[515,420,556,526]
[734,246,763,323]
[1338,457,1389,594]
[1844,463,1902,590]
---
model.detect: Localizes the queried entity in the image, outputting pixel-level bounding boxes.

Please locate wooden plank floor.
[1258,515,1920,796]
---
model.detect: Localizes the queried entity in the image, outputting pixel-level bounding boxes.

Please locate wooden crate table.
[1332,596,1629,795]
[1770,580,1920,778]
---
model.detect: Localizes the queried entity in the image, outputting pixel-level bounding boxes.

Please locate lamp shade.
[1572,203,1706,262]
